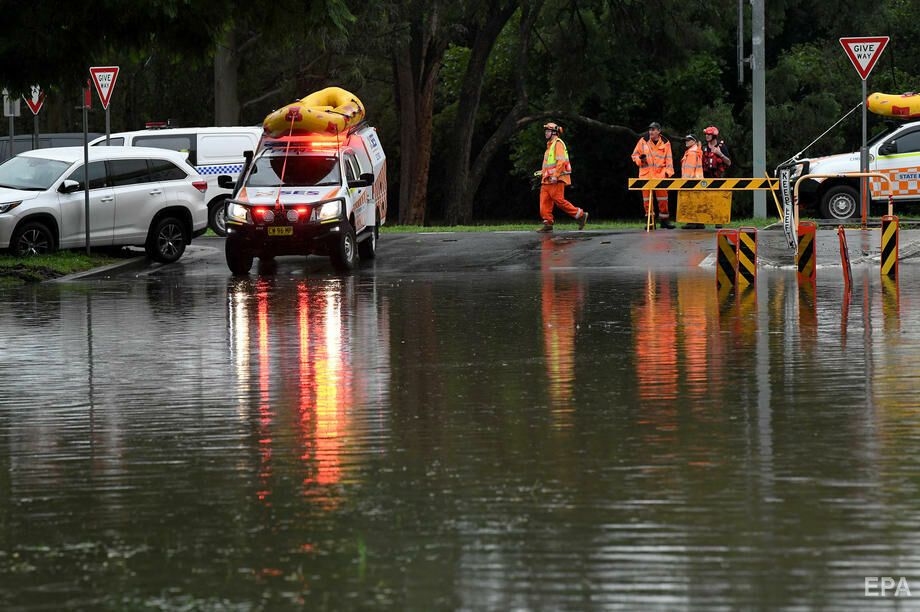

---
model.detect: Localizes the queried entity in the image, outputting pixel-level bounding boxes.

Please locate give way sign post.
[90,66,120,145]
[840,36,889,226]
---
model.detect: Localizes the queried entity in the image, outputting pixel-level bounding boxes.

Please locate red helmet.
[703,126,719,136]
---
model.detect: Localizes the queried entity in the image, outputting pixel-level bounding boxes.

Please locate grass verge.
[0,251,123,284]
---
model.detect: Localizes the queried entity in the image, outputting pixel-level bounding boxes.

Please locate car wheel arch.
[146,206,193,244]
[12,214,60,249]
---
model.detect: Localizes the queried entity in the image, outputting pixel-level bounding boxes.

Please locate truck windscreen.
[246,154,340,187]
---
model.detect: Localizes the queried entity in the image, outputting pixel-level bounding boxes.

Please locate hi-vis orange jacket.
[681,144,703,178]
[631,135,674,179]
[542,137,572,185]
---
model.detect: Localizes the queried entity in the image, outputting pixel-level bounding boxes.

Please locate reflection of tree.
[540,239,584,427]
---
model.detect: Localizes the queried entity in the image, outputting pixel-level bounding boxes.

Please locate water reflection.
[1,266,920,609]
[226,276,389,509]
[540,238,584,426]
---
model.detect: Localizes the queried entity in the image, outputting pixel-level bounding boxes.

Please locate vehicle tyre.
[146,216,187,263]
[820,185,859,220]
[10,221,55,257]
[329,221,358,273]
[208,199,228,237]
[357,218,378,261]
[225,239,253,275]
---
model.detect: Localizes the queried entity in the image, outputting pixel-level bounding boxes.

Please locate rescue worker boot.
[537,223,554,233]
[578,211,589,230]
[681,223,704,230]
[660,219,675,229]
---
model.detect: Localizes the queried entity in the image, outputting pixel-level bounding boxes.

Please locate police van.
[792,120,920,220]
[90,125,262,234]
[221,124,387,274]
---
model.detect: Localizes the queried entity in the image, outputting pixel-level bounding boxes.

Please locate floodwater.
[1,250,919,610]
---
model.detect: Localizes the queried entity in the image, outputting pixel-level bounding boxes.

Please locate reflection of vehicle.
[0,147,207,261]
[91,126,262,235]
[791,120,920,220]
[222,125,387,274]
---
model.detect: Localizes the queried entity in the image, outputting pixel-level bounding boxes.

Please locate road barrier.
[791,172,891,230]
[797,221,817,284]
[628,178,780,232]
[837,226,853,289]
[628,178,778,190]
[716,229,739,290]
[881,215,899,278]
[737,227,758,289]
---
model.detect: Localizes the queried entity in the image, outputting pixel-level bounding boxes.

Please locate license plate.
[268,226,293,236]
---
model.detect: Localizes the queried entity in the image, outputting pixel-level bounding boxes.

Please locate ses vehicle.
[91,126,262,235]
[792,120,920,220]
[0,147,207,262]
[222,124,387,274]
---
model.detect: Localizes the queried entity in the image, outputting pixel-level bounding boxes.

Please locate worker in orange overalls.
[631,122,675,229]
[681,134,703,178]
[537,122,588,232]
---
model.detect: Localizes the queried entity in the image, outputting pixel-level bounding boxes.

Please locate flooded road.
[1,235,919,610]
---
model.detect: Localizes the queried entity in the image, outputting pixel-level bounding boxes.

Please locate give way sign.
[23,85,46,115]
[89,66,120,109]
[839,37,889,80]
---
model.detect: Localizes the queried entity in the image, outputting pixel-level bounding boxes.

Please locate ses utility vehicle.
[221,125,387,274]
[792,120,920,220]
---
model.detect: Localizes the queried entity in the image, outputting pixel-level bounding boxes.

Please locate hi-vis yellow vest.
[543,138,572,184]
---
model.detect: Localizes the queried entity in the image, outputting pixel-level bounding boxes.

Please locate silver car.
[0,147,208,262]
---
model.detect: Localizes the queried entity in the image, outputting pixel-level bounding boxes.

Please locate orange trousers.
[641,189,670,219]
[540,183,582,225]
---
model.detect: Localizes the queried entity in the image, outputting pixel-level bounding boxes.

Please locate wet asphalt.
[86,226,919,280]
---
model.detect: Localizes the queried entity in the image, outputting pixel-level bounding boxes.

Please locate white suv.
[793,120,920,219]
[91,126,262,235]
[0,147,208,262]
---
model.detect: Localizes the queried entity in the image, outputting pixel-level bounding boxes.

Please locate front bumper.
[225,219,344,256]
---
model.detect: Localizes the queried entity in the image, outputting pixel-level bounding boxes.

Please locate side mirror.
[348,179,371,189]
[359,172,374,183]
[59,179,80,194]
[880,141,896,155]
[217,175,235,189]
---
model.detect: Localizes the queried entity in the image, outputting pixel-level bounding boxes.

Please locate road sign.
[2,89,21,117]
[89,66,120,109]
[23,85,46,115]
[839,36,889,80]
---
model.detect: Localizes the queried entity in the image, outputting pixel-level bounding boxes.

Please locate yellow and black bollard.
[881,215,899,278]
[797,221,817,285]
[737,227,757,289]
[716,229,739,291]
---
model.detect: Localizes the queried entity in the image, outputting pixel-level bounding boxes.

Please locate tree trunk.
[214,25,240,126]
[392,7,448,226]
[443,5,517,225]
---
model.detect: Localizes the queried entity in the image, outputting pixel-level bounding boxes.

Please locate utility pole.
[752,0,767,218]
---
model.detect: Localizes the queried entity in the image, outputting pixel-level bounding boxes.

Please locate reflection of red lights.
[257,282,272,504]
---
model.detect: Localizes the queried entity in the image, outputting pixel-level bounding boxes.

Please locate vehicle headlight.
[226,202,249,223]
[315,199,343,222]
[0,201,22,214]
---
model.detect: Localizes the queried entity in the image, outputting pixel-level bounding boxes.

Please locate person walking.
[701,125,732,228]
[631,122,675,229]
[680,134,705,229]
[537,122,588,232]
